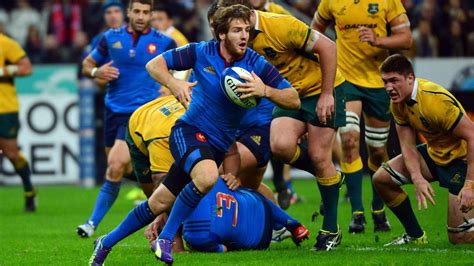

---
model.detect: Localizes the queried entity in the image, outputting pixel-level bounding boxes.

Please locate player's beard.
[223,38,247,59]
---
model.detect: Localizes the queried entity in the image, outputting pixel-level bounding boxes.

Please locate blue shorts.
[236,123,271,168]
[169,120,226,175]
[104,107,132,148]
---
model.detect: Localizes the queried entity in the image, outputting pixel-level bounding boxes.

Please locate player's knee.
[193,168,219,192]
[309,150,332,170]
[107,159,127,181]
[2,147,20,162]
[270,140,292,162]
[372,169,391,189]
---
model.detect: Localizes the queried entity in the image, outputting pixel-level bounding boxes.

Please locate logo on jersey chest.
[263,47,277,59]
[368,3,379,15]
[196,132,207,142]
[250,135,261,146]
[112,41,123,49]
[147,43,157,54]
[204,66,216,75]
[450,173,462,184]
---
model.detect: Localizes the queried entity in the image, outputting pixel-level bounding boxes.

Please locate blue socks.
[159,182,204,241]
[264,197,299,231]
[88,180,121,227]
[102,201,156,248]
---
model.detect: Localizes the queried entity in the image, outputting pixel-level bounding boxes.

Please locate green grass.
[1,178,473,265]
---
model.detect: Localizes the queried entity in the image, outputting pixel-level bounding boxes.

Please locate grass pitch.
[1,178,473,265]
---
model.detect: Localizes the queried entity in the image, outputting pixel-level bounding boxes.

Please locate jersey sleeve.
[429,96,463,132]
[286,16,313,51]
[387,0,407,22]
[252,53,291,90]
[90,35,108,65]
[316,0,334,22]
[161,43,197,71]
[4,37,26,63]
[390,102,409,126]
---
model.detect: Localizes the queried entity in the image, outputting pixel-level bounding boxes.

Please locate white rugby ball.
[220,67,257,109]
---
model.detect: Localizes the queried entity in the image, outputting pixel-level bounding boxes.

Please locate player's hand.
[457,180,474,213]
[222,173,241,191]
[96,61,120,81]
[316,92,334,125]
[170,80,197,109]
[412,176,435,210]
[144,213,168,241]
[236,72,265,99]
[358,26,378,46]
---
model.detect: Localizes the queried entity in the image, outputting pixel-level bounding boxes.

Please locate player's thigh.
[447,193,474,244]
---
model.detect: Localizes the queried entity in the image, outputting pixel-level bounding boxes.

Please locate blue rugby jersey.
[182,178,270,252]
[161,41,291,152]
[91,25,176,113]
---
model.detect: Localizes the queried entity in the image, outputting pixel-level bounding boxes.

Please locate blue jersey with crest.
[162,41,291,152]
[182,177,271,252]
[91,25,176,113]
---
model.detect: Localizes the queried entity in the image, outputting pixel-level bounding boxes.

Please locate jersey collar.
[407,78,419,106]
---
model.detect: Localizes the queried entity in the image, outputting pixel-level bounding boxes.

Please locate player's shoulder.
[0,33,18,46]
[418,79,452,101]
[149,28,174,43]
[192,40,218,56]
[245,47,265,66]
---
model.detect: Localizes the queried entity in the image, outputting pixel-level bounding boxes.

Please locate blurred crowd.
[0,0,473,64]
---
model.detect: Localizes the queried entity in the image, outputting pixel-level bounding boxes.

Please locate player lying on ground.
[372,54,474,246]
[147,176,309,253]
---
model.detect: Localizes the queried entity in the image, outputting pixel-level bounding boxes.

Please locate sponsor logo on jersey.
[112,41,123,49]
[368,3,379,15]
[204,66,216,75]
[251,135,261,145]
[196,132,207,142]
[147,43,157,54]
[338,23,377,31]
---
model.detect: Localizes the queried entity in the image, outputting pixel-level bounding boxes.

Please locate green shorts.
[125,129,152,184]
[272,81,347,128]
[418,144,466,195]
[345,82,391,122]
[0,113,20,139]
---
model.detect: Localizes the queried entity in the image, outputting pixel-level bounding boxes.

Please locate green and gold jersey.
[128,95,185,157]
[251,11,345,97]
[264,2,291,15]
[391,79,467,166]
[0,34,26,113]
[317,0,406,88]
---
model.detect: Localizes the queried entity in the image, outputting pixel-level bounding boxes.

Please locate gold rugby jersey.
[317,0,407,88]
[391,79,467,166]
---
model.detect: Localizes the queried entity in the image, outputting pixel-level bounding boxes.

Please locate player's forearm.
[397,125,423,178]
[0,58,32,77]
[222,143,241,176]
[373,30,413,50]
[265,87,300,110]
[146,56,175,91]
[82,56,98,78]
[465,137,474,183]
[318,46,337,96]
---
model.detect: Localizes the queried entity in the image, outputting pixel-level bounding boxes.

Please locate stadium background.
[0,0,473,186]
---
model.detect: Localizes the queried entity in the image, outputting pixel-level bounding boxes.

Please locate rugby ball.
[220,67,257,109]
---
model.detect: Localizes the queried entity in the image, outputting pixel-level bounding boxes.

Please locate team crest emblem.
[147,43,157,54]
[204,66,216,74]
[250,135,261,145]
[263,47,277,59]
[368,3,379,15]
[196,132,207,142]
